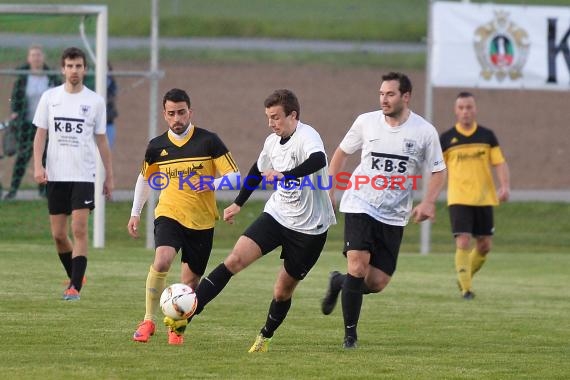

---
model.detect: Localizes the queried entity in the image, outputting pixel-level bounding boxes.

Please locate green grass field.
[0,200,568,378]
[4,0,569,41]
[1,2,569,376]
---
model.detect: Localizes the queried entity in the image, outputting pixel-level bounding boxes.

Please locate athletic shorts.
[449,205,494,237]
[47,181,95,215]
[154,216,214,276]
[343,213,404,276]
[243,212,327,281]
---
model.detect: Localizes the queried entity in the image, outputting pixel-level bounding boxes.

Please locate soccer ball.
[160,283,198,320]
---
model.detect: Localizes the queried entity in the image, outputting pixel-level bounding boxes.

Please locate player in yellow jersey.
[440,92,510,299]
[128,88,239,344]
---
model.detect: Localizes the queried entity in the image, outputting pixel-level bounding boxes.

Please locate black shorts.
[343,213,404,276]
[449,205,494,237]
[154,216,214,276]
[243,212,327,281]
[47,181,95,215]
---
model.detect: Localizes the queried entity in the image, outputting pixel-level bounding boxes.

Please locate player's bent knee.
[224,238,261,273]
[273,290,294,301]
[477,241,492,254]
[224,253,248,273]
[52,235,68,246]
[72,228,88,240]
[273,282,297,300]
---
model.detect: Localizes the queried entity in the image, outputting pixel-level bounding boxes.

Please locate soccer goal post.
[0,4,109,247]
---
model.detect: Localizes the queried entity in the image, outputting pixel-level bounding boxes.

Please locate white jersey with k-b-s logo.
[33,85,106,182]
[257,121,336,235]
[339,110,446,226]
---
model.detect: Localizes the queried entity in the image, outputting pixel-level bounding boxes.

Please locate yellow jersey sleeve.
[213,151,239,176]
[490,146,505,166]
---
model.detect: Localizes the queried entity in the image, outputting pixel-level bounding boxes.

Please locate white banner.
[430,1,570,90]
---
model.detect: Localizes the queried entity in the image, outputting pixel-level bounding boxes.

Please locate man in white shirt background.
[33,46,114,301]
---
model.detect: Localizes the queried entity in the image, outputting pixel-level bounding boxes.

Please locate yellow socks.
[470,249,487,276]
[144,265,168,321]
[455,248,472,294]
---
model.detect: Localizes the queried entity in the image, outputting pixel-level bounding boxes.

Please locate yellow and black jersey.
[440,123,505,206]
[141,126,238,229]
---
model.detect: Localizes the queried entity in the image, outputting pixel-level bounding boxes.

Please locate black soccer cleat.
[462,291,475,300]
[3,191,16,200]
[343,336,358,349]
[321,271,343,315]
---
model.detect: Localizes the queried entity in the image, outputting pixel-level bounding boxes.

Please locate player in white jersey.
[321,72,446,349]
[164,89,336,352]
[259,119,334,235]
[33,47,114,301]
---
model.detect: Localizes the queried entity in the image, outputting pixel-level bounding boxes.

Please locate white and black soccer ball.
[160,283,198,320]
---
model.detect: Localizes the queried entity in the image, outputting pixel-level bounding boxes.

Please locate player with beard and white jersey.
[33,47,114,302]
[164,89,336,353]
[337,109,443,226]
[321,72,446,349]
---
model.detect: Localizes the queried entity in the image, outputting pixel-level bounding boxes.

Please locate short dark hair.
[264,89,300,120]
[381,72,412,95]
[163,88,191,108]
[61,47,87,67]
[456,91,474,99]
